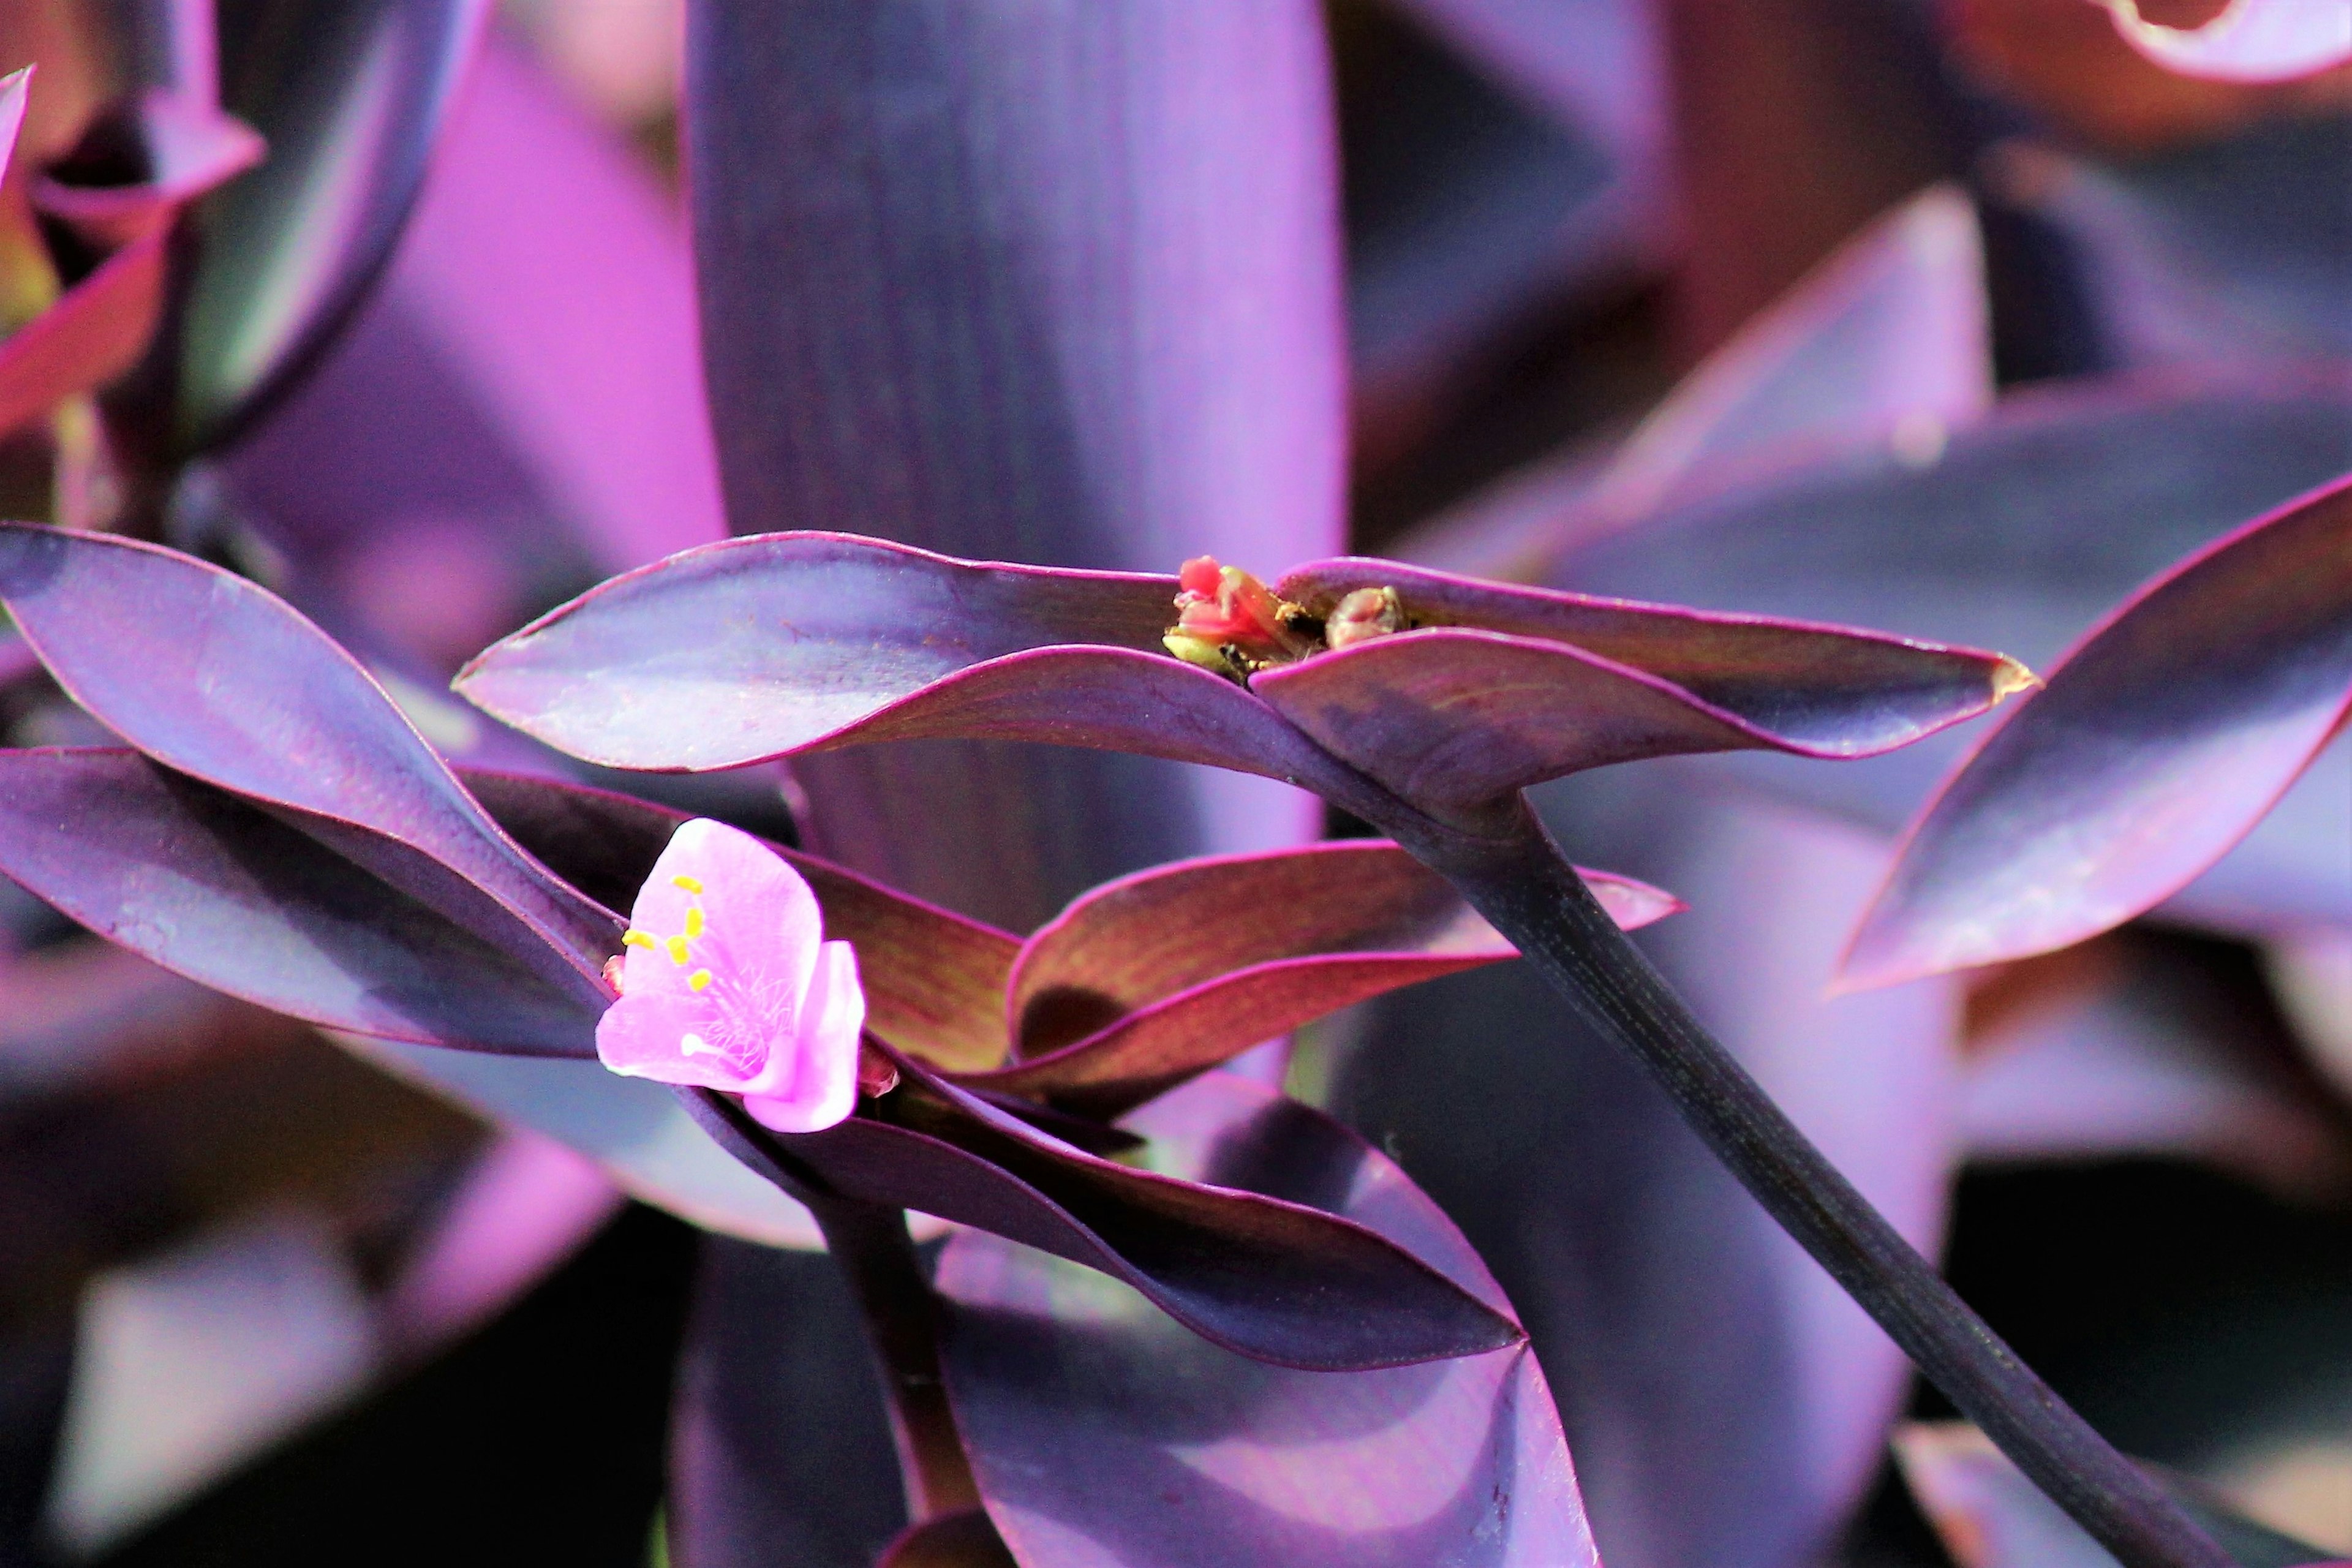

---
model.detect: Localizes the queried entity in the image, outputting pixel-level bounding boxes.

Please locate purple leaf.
[681,0,1343,926]
[0,748,602,1054]
[689,1058,1525,1374]
[972,842,1675,1118]
[1554,368,2352,934]
[1842,476,2352,989]
[0,66,25,186]
[461,532,2029,817]
[1398,183,1992,580]
[935,1072,1599,1566]
[1254,559,2030,810]
[0,524,617,984]
[2100,0,2351,83]
[169,0,490,452]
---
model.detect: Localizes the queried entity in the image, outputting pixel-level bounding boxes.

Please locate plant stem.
[1385,794,2236,1568]
[805,1196,981,1525]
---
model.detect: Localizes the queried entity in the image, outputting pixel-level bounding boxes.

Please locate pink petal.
[595,818,831,1098]
[744,941,864,1133]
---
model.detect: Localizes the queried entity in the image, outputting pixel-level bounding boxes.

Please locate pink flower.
[595,817,866,1133]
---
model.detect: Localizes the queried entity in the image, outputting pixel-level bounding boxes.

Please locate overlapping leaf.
[1554,369,2352,932]
[935,1073,1599,1567]
[1842,477,2352,988]
[170,0,489,453]
[0,748,600,1054]
[974,842,1676,1118]
[461,532,2031,818]
[684,1057,1525,1374]
[0,522,616,987]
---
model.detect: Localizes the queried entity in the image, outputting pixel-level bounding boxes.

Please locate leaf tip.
[1990,656,2041,704]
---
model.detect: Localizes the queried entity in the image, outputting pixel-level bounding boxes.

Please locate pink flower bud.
[1326,586,1406,650]
[594,818,867,1134]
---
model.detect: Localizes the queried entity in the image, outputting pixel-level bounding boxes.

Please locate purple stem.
[804,1194,981,1526]
[1365,793,2235,1568]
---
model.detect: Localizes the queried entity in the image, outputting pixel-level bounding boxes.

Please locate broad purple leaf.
[1555,368,2352,933]
[974,842,1676,1118]
[682,0,1341,927]
[0,232,167,442]
[169,0,489,453]
[2101,0,2351,82]
[453,768,1019,1073]
[1254,559,2029,811]
[936,1073,1598,1567]
[220,34,729,601]
[0,748,601,1054]
[1843,477,2352,988]
[455,533,1332,785]
[690,1061,1525,1374]
[1396,182,1992,580]
[2000,122,2351,374]
[0,524,617,984]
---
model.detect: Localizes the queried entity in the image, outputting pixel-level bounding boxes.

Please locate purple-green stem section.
[805,1194,981,1528]
[1379,791,2234,1568]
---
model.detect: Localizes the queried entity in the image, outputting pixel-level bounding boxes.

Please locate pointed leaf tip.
[1842,477,2352,990]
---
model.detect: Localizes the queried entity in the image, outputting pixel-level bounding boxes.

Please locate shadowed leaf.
[0,524,616,981]
[1844,477,2352,988]
[0,748,601,1054]
[0,233,166,442]
[168,0,488,451]
[685,1060,1526,1374]
[936,1073,1599,1567]
[877,1511,1018,1568]
[974,842,1675,1118]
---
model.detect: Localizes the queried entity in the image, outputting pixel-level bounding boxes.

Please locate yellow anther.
[666,935,691,965]
[684,907,705,938]
[688,968,713,993]
[622,930,658,950]
[671,875,704,894]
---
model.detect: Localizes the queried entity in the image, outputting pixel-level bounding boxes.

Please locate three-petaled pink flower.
[595,817,867,1133]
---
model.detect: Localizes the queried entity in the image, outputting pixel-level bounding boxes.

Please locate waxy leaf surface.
[1844,477,2352,987]
[0,524,617,986]
[976,842,1675,1117]
[1556,371,2352,933]
[0,748,600,1054]
[937,1073,1598,1567]
[688,1060,1525,1374]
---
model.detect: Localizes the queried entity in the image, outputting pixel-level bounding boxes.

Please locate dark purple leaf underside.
[937,1073,1599,1567]
[976,842,1674,1116]
[0,748,600,1054]
[0,524,617,986]
[1844,475,2352,987]
[684,1059,1523,1374]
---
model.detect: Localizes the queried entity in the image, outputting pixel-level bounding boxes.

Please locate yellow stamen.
[671,875,704,893]
[684,907,705,938]
[622,929,658,950]
[688,968,713,992]
[666,935,691,965]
